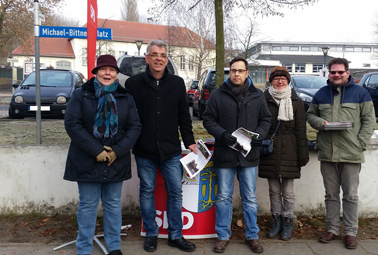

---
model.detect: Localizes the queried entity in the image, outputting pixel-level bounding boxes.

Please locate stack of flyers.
[324,122,354,130]
[180,139,212,179]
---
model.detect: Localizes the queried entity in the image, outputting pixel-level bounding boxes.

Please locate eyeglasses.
[330,71,346,75]
[230,69,247,74]
[148,53,167,58]
[273,77,287,82]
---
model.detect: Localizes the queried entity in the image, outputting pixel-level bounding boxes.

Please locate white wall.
[1,145,378,217]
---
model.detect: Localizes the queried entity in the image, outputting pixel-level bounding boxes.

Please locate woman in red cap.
[64,55,141,255]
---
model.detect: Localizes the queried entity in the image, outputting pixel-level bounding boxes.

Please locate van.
[117,54,178,86]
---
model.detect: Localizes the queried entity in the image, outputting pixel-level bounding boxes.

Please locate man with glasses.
[203,57,271,253]
[307,58,375,249]
[125,40,197,252]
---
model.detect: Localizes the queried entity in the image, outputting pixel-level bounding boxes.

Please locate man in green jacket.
[307,58,375,249]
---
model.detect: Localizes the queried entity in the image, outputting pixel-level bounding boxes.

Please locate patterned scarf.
[93,78,119,139]
[268,85,294,121]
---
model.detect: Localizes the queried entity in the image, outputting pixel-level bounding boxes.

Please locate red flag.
[87,0,97,79]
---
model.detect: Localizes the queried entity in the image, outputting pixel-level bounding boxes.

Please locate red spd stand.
[141,152,218,239]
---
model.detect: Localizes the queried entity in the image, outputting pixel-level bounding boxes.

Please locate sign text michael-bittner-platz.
[39,26,112,40]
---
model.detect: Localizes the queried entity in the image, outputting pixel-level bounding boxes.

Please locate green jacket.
[307,77,375,163]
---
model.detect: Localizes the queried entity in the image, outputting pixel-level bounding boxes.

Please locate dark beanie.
[92,54,120,74]
[269,66,291,83]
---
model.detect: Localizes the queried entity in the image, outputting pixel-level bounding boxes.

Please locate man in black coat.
[203,57,271,254]
[125,40,197,253]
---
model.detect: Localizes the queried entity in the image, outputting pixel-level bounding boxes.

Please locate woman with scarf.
[259,66,309,241]
[64,55,141,255]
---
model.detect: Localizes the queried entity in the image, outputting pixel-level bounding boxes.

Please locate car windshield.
[190,81,198,89]
[119,56,175,77]
[292,76,327,89]
[206,71,230,89]
[23,71,72,87]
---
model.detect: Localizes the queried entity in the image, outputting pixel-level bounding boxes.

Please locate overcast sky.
[62,0,378,43]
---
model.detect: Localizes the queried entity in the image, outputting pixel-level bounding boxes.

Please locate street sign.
[39,26,112,40]
[39,13,45,23]
[7,58,18,63]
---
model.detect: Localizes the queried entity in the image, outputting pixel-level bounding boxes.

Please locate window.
[345,47,354,52]
[282,46,290,51]
[295,63,305,73]
[364,74,378,89]
[374,48,378,52]
[362,47,371,52]
[354,47,362,52]
[56,60,71,70]
[272,46,281,51]
[313,64,323,73]
[363,63,371,67]
[310,47,318,51]
[82,48,87,66]
[289,46,299,51]
[75,73,84,86]
[189,56,194,71]
[263,45,270,51]
[119,51,125,58]
[180,55,185,70]
[301,46,310,51]
[283,63,292,72]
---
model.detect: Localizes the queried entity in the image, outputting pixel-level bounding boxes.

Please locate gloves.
[96,150,111,162]
[299,157,309,167]
[221,132,237,146]
[104,146,117,166]
[251,134,263,147]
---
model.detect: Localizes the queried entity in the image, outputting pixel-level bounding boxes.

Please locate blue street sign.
[39,26,112,40]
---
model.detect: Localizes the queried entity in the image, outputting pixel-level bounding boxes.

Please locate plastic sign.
[39,26,112,40]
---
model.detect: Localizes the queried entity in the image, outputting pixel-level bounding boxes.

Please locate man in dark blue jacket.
[125,40,197,253]
[203,57,271,253]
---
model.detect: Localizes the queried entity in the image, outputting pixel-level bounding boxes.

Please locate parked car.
[193,68,230,119]
[289,75,327,111]
[187,80,198,106]
[358,71,378,118]
[8,69,86,119]
[117,54,178,85]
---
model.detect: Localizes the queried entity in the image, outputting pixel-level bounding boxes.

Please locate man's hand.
[221,132,237,146]
[251,135,263,147]
[104,146,117,166]
[96,150,111,162]
[322,120,329,129]
[188,144,198,154]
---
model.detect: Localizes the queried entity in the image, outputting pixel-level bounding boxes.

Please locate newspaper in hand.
[180,139,212,179]
[230,127,260,157]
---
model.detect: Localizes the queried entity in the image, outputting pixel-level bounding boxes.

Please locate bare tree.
[120,0,139,22]
[46,12,80,27]
[149,0,318,88]
[0,0,63,64]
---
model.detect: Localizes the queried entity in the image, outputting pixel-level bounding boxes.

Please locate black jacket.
[125,66,195,161]
[64,77,141,182]
[259,89,309,179]
[202,80,271,168]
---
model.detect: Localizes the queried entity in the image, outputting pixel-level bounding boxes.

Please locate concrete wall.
[1,144,378,217]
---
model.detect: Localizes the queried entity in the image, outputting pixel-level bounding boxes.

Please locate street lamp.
[321,47,330,77]
[135,40,143,56]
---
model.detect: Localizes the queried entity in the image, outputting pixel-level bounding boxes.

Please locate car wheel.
[8,108,23,119]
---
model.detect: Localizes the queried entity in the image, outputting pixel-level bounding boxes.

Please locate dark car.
[358,72,378,118]
[8,69,86,119]
[187,80,198,106]
[289,75,327,111]
[193,68,230,119]
[117,54,178,85]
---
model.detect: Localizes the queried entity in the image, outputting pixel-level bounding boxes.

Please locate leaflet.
[230,127,260,157]
[180,139,212,179]
[324,122,354,130]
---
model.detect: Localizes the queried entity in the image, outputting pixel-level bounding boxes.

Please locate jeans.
[135,155,183,239]
[320,162,361,236]
[268,178,295,218]
[76,181,123,255]
[215,166,259,240]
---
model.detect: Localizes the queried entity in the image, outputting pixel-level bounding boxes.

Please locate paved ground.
[1,237,378,255]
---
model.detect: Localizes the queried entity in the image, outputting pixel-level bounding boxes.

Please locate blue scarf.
[93,78,119,139]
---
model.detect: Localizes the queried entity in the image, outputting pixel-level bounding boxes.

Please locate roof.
[12,37,75,58]
[256,54,334,64]
[12,19,213,57]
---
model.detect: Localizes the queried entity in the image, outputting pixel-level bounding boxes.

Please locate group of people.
[63,38,375,255]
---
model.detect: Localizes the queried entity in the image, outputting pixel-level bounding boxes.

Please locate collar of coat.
[221,76,258,94]
[143,65,169,82]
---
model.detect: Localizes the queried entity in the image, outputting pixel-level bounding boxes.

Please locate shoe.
[213,239,229,253]
[108,250,123,255]
[168,237,196,252]
[144,236,157,252]
[267,214,283,238]
[319,232,336,243]
[246,239,263,253]
[280,217,293,241]
[345,235,357,249]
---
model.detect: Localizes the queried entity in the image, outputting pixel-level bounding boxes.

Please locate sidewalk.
[1,237,378,255]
